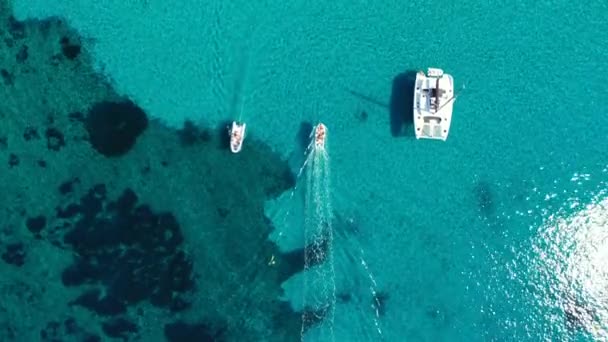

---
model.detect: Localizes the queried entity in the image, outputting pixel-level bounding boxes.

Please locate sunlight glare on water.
[530,186,608,340]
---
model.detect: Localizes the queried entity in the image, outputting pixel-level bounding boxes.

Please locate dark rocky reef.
[22,182,205,340]
[1,243,26,267]
[1,5,302,340]
[40,317,100,342]
[85,100,148,157]
[45,127,65,151]
[53,184,194,317]
[164,320,226,342]
[8,153,19,167]
[101,318,138,340]
[38,183,213,341]
[177,119,211,146]
[0,68,14,86]
[59,35,81,60]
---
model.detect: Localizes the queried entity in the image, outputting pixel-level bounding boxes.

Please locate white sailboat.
[413,68,456,141]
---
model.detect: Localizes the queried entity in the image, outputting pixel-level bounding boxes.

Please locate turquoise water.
[6,0,608,340]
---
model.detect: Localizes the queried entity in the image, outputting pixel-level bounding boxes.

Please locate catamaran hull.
[413,68,455,141]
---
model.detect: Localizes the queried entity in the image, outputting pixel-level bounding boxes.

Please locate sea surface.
[2,0,608,341]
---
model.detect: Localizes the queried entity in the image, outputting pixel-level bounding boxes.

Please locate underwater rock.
[337,292,351,303]
[45,128,65,151]
[60,36,81,60]
[63,317,78,335]
[56,203,80,219]
[68,112,84,123]
[25,215,46,234]
[58,178,79,195]
[178,120,199,145]
[46,114,55,125]
[275,247,305,284]
[1,69,14,86]
[164,321,224,342]
[58,185,194,315]
[69,289,126,316]
[216,207,229,218]
[40,317,100,342]
[8,153,19,167]
[263,166,296,198]
[39,321,61,341]
[15,44,28,63]
[7,15,26,40]
[23,126,39,141]
[85,100,148,157]
[1,243,26,266]
[101,317,138,339]
[358,110,368,122]
[178,119,211,146]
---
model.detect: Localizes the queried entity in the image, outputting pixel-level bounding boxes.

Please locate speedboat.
[229,121,246,153]
[413,68,455,141]
[313,123,327,150]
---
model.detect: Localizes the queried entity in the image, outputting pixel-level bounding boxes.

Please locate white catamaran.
[413,68,456,141]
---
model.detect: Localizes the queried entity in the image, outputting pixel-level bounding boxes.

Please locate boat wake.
[300,124,336,342]
[271,123,385,341]
[337,234,385,340]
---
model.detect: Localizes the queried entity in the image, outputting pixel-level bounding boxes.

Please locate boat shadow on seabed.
[217,120,233,150]
[389,70,417,137]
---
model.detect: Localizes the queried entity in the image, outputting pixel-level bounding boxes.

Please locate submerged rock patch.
[85,100,148,157]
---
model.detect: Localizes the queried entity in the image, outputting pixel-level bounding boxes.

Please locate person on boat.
[231,130,241,144]
[315,126,325,144]
[230,126,243,148]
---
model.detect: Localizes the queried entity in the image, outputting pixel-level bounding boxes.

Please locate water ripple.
[529,187,608,340]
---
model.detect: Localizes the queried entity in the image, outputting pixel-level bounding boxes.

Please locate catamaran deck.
[413,68,455,141]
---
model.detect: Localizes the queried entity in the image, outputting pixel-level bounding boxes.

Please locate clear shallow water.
[10,0,608,340]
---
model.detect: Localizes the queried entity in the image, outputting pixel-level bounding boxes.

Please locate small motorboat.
[313,123,327,150]
[229,121,246,153]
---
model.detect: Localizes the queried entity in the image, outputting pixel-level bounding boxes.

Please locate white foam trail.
[360,256,384,337]
[332,227,385,340]
[276,124,383,341]
[279,127,324,223]
[301,129,336,342]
